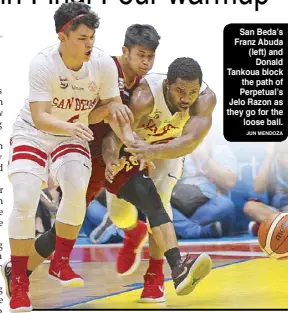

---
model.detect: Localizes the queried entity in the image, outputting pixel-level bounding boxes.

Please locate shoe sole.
[48,274,84,287]
[138,295,166,303]
[89,214,111,243]
[176,253,212,296]
[10,305,33,313]
[118,232,149,277]
[1,259,11,299]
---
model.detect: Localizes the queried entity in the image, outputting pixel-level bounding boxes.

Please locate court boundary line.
[74,239,258,249]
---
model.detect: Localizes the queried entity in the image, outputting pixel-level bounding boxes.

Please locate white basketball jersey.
[136,73,206,144]
[19,45,119,134]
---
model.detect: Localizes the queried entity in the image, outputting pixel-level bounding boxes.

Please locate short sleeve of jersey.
[98,55,120,100]
[29,54,53,102]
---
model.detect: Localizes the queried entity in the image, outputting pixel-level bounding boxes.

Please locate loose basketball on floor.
[258,212,288,259]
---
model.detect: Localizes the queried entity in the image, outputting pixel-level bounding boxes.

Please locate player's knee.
[63,183,86,208]
[118,172,171,227]
[109,205,138,229]
[118,172,160,215]
[34,225,56,258]
[14,190,37,212]
[59,163,89,208]
[11,173,41,213]
[8,202,37,239]
[10,184,40,222]
[56,163,89,225]
[147,208,172,228]
[57,190,86,225]
[8,179,39,238]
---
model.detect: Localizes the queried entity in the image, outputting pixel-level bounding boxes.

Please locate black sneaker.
[1,259,12,298]
[200,221,223,238]
[172,253,212,296]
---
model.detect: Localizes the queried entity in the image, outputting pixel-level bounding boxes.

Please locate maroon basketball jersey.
[89,57,141,157]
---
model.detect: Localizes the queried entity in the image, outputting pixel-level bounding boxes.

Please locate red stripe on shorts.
[51,144,89,159]
[13,145,47,160]
[52,148,90,163]
[12,153,46,167]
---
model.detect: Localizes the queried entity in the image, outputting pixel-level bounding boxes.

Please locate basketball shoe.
[117,220,148,276]
[172,253,212,296]
[200,221,223,238]
[1,258,12,298]
[139,259,166,303]
[10,275,32,312]
[89,213,113,243]
[48,256,84,287]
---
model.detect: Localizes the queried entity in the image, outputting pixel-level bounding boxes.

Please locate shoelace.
[143,284,163,293]
[61,263,73,273]
[144,273,164,286]
[179,254,192,266]
[55,258,73,273]
[12,282,29,301]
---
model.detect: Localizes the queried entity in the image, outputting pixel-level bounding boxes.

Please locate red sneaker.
[48,257,84,287]
[139,271,166,303]
[10,276,32,312]
[117,221,148,276]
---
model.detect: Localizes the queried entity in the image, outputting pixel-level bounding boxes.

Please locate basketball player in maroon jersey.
[86,24,160,206]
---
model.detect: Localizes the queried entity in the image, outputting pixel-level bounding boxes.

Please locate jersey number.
[124,155,139,172]
[67,114,80,123]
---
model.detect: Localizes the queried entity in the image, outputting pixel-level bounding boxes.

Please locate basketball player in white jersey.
[103,57,216,301]
[7,3,134,312]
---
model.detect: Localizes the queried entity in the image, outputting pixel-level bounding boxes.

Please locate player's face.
[125,45,155,76]
[166,78,200,113]
[64,24,95,62]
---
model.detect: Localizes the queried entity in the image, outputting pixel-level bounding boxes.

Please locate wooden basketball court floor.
[27,236,288,310]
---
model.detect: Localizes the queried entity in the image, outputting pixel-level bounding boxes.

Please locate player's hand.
[139,159,156,175]
[65,122,94,142]
[108,102,134,126]
[105,157,126,183]
[124,141,156,162]
[128,134,156,173]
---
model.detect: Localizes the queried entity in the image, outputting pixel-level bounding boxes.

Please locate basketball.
[258,213,288,259]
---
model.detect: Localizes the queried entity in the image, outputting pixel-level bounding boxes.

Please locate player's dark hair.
[124,24,160,51]
[54,2,100,34]
[167,57,202,85]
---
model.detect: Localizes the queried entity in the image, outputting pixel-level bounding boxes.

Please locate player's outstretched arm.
[102,131,122,163]
[105,81,154,146]
[102,82,154,181]
[126,87,216,160]
[88,97,134,126]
